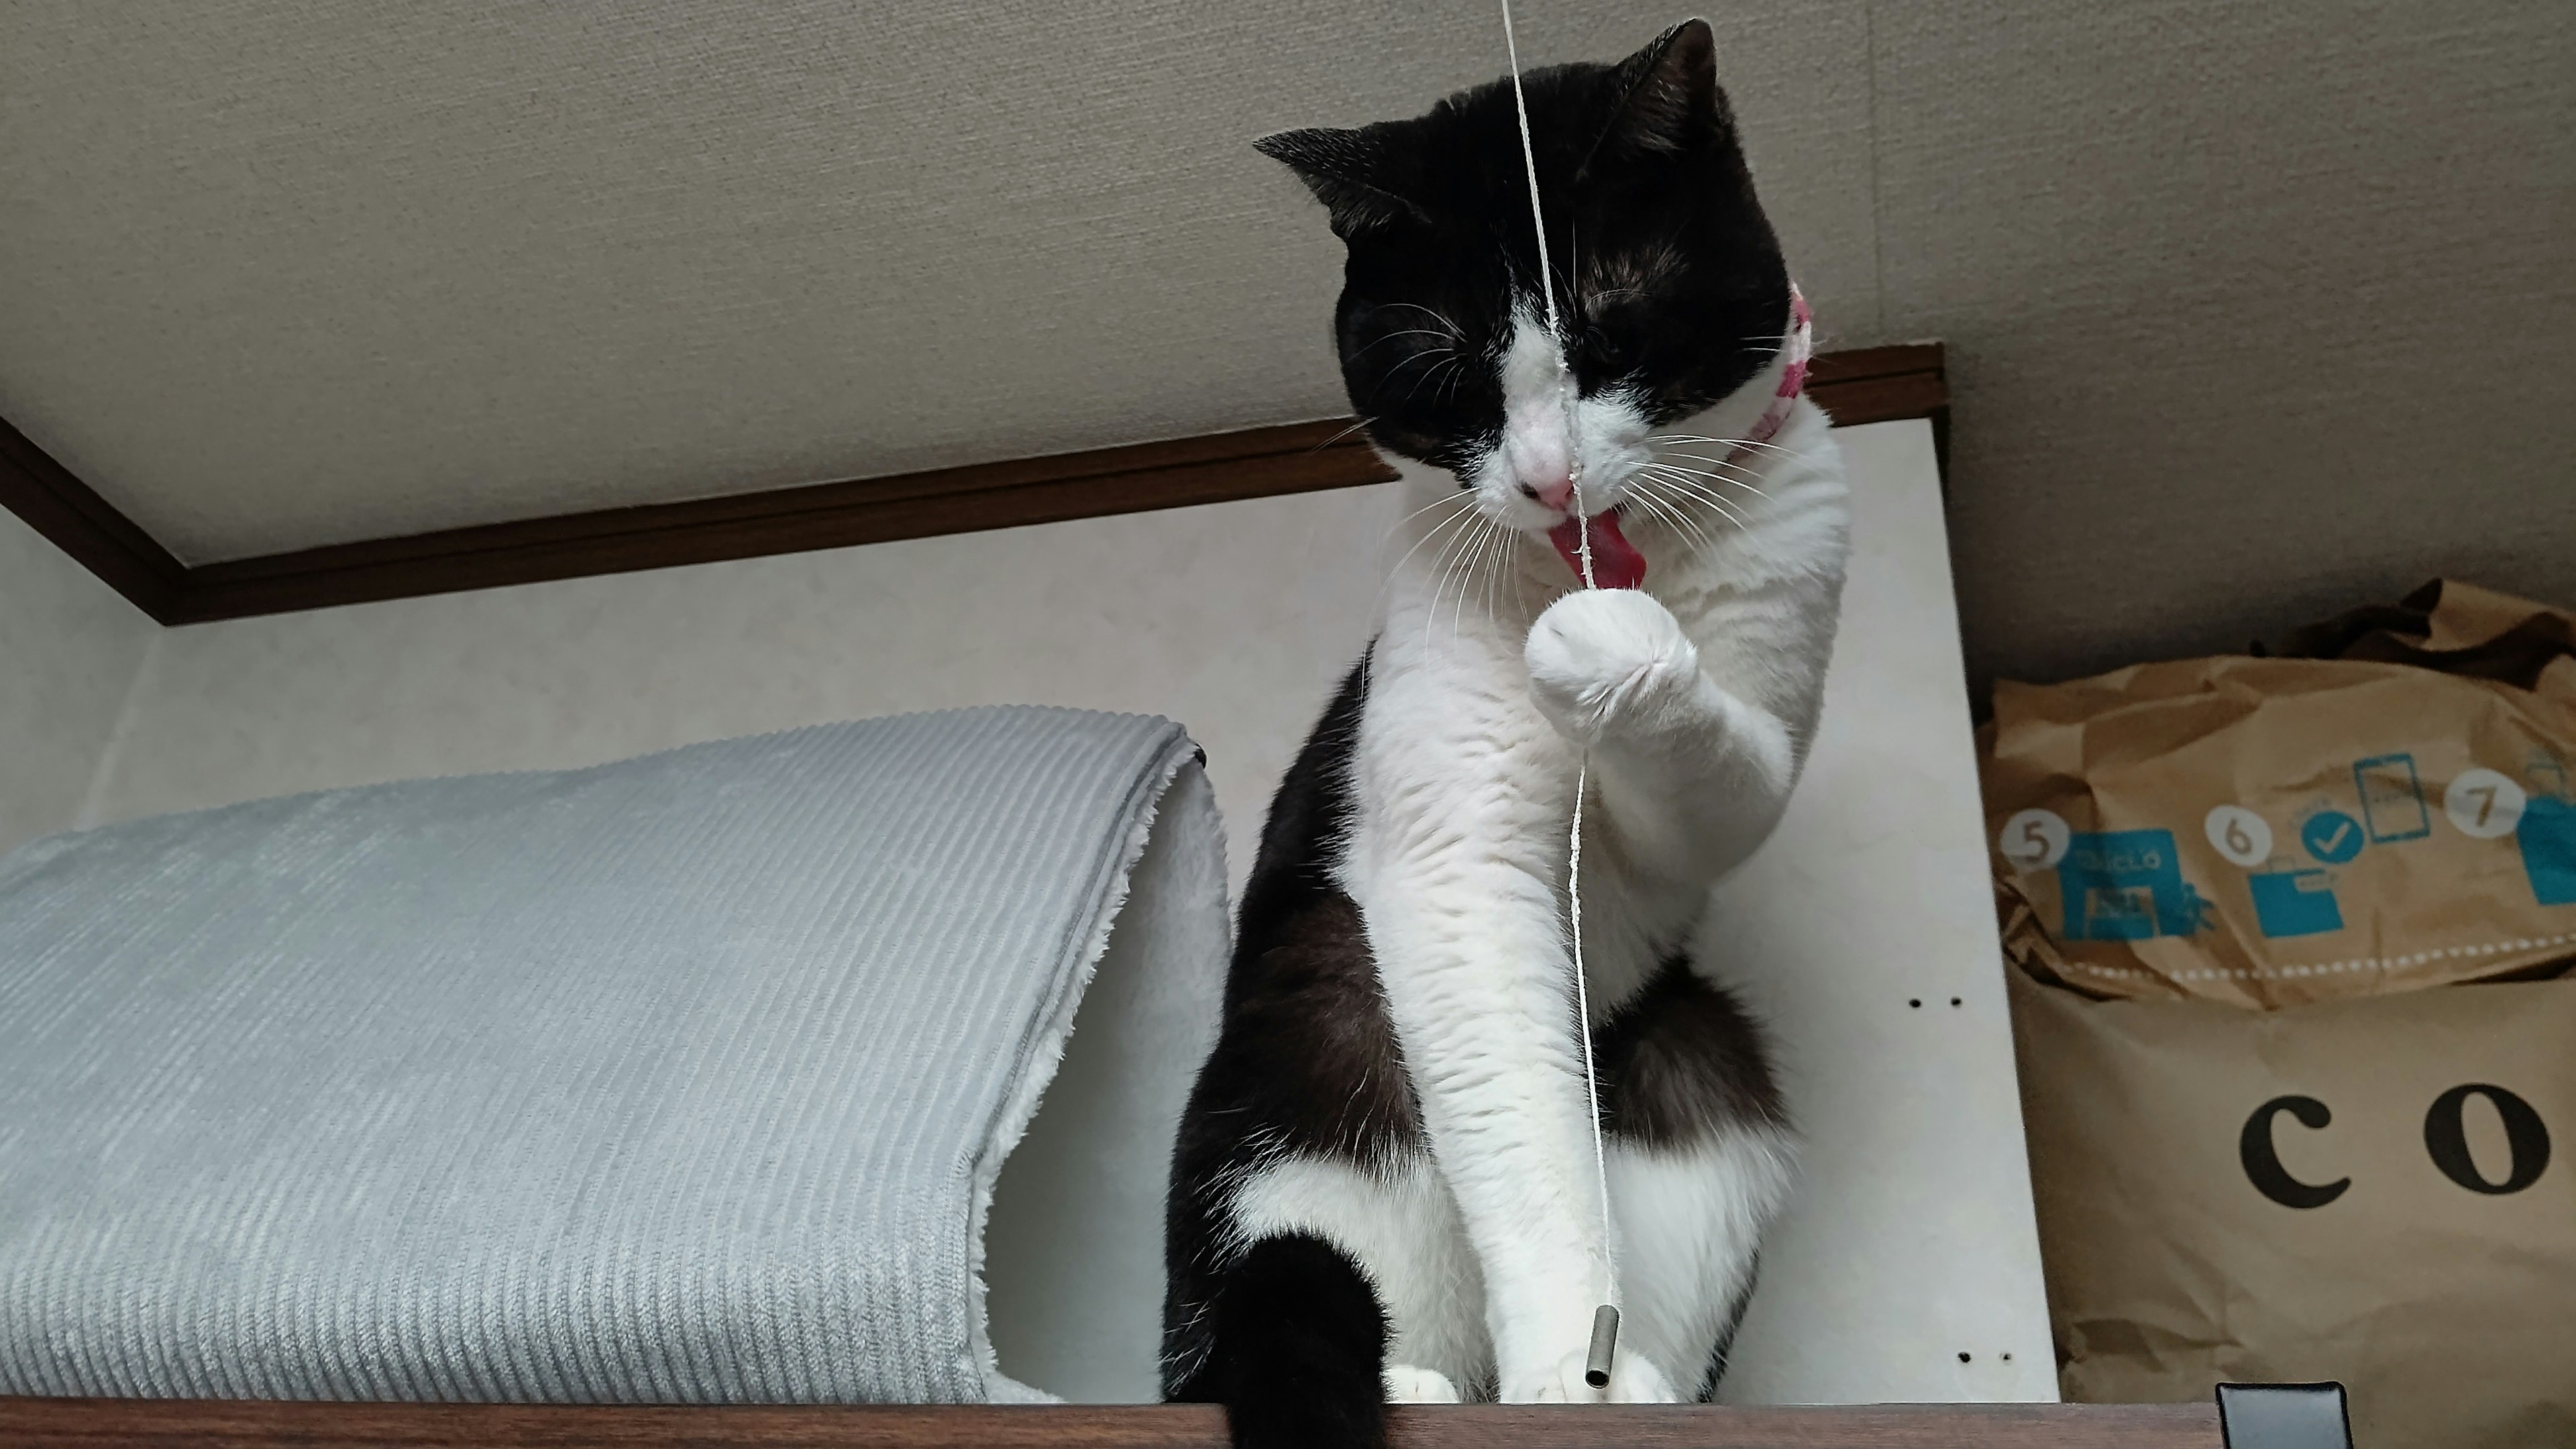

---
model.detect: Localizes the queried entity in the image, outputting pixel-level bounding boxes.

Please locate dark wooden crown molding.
[0,344,1942,627]
[0,417,189,621]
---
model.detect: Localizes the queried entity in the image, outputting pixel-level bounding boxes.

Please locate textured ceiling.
[2,1,2569,681]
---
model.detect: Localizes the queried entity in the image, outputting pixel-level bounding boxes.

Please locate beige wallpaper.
[0,0,2567,686]
[0,511,156,856]
[1872,1,2574,684]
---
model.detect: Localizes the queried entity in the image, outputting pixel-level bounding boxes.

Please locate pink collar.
[1729,284,1811,466]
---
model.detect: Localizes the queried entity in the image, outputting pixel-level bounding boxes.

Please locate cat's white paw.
[1605,1350,1683,1404]
[1499,1346,1600,1403]
[1524,588,1699,746]
[1383,1362,1462,1403]
[1499,1344,1684,1404]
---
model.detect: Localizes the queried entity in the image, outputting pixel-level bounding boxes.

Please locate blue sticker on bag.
[2353,752,2432,843]
[2058,829,2212,941]
[2300,809,2365,864]
[2522,796,2576,907]
[2249,867,2344,938]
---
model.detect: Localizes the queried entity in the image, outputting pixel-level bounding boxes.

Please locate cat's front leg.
[1523,588,1799,881]
[1358,865,1620,1402]
[1348,669,1640,1403]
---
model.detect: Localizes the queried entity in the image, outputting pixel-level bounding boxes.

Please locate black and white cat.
[1163,21,1849,1446]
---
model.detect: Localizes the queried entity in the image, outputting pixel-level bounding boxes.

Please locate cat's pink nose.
[1519,474,1576,512]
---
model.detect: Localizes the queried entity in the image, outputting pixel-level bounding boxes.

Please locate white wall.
[80,484,1395,899]
[63,419,2055,1403]
[0,510,156,855]
[1709,423,2052,1403]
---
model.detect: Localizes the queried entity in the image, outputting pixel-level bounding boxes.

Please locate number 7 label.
[2445,769,2526,839]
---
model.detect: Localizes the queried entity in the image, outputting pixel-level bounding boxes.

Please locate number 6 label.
[2204,806,2273,867]
[2444,768,2526,839]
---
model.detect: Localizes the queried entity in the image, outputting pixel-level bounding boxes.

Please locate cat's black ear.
[1585,18,1728,171]
[1255,127,1429,239]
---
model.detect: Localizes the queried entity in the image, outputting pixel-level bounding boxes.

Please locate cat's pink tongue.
[1548,509,1646,590]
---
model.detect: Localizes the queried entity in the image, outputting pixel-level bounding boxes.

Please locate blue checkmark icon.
[2301,810,2363,864]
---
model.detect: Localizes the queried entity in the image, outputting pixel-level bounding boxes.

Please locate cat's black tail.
[1178,1233,1389,1449]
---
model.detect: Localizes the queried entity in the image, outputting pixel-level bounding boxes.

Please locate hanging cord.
[1502,0,1619,1390]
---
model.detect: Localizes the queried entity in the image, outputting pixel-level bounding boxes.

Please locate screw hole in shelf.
[1957,1351,1972,1363]
[1949,996,1962,1007]
[1908,998,1921,1008]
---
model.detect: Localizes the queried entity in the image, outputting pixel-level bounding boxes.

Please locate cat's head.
[1258,19,1792,557]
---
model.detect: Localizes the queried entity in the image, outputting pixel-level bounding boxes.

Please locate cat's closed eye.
[1342,305,1495,458]
[1579,311,1647,380]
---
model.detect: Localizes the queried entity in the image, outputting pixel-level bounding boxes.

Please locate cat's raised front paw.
[1524,588,1699,746]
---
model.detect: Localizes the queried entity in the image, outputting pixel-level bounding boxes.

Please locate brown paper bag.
[1982,582,2576,1007]
[1990,582,2576,1442]
[2009,968,2576,1448]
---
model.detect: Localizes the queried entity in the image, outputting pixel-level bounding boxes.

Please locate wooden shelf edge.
[0,1395,2213,1449]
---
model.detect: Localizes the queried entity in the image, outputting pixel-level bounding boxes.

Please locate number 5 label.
[2444,768,2526,839]
[2000,808,2071,871]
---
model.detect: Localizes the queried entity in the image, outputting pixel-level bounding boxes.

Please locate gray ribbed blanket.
[0,708,1216,1403]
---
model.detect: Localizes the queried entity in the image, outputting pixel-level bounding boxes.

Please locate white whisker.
[1377,303,1465,340]
[1643,460,1774,502]
[1638,463,1752,514]
[1481,526,1515,626]
[1438,354,1473,405]
[1652,445,1776,475]
[1309,416,1379,452]
[1635,471,1752,532]
[1351,329,1464,362]
[1378,489,1476,547]
[1650,433,1805,460]
[1634,475,1725,544]
[1423,354,1469,405]
[1395,350,1464,403]
[1619,482,1682,539]
[1421,510,1493,658]
[1623,480,1715,553]
[1379,501,1485,613]
[1452,521,1501,647]
[1652,449,1770,478]
[1424,506,1483,619]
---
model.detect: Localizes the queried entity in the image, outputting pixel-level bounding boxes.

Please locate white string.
[1499,1,1562,342]
[1565,766,1610,1259]
[1503,0,1615,1308]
